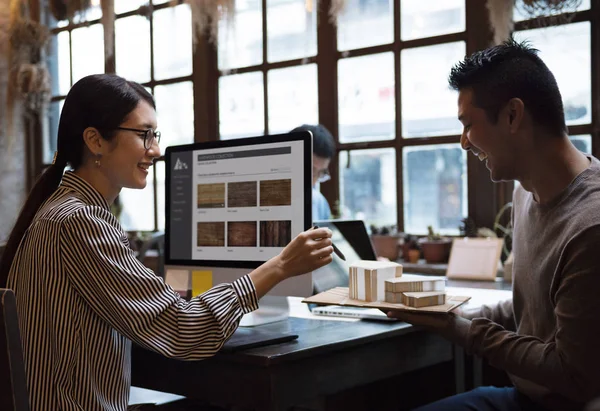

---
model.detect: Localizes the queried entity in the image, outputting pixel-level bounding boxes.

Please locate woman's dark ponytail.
[0,73,155,288]
[0,162,66,287]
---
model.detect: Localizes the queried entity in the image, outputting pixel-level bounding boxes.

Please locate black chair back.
[0,289,30,411]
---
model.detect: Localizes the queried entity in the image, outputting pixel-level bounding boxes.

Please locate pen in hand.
[313,225,346,261]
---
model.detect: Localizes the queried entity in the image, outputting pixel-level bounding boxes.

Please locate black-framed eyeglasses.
[116,127,161,150]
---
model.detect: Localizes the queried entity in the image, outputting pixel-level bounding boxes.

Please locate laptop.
[310,220,376,294]
[311,305,398,322]
[310,220,397,321]
[314,219,377,261]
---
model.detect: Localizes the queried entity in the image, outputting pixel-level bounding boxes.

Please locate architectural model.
[349,260,403,302]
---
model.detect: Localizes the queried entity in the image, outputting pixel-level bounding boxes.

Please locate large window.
[46,2,194,232]
[336,0,467,234]
[217,0,319,141]
[43,0,599,235]
[216,0,468,234]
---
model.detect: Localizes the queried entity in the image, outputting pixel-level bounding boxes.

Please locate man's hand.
[385,309,471,347]
[385,309,456,330]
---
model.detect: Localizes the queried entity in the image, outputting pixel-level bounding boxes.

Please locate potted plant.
[401,234,418,263]
[459,217,478,238]
[369,224,400,261]
[403,235,421,263]
[458,204,514,281]
[419,226,452,264]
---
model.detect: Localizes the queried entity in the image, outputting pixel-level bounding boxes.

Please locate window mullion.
[104,1,116,73]
[316,0,340,217]
[591,0,600,159]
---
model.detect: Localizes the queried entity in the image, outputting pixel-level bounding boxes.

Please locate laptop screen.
[311,220,376,294]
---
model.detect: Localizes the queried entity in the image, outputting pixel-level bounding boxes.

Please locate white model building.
[349,260,403,302]
[385,274,446,293]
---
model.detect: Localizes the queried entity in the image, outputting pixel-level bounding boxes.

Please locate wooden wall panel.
[260,221,291,247]
[228,181,258,208]
[227,221,257,247]
[260,179,292,207]
[197,222,225,247]
[197,183,226,208]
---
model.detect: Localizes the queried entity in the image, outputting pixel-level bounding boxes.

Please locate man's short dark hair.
[291,124,335,159]
[448,38,567,136]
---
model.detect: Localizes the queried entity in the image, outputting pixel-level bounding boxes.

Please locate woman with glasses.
[0,74,333,411]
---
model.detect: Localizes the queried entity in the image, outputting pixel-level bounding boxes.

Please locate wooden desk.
[131,286,512,411]
[132,316,454,410]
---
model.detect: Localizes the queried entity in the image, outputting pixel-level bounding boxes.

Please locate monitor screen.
[165,132,312,268]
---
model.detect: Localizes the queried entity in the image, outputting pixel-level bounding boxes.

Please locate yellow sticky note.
[192,271,213,297]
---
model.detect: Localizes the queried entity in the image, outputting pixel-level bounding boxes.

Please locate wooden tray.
[303,287,471,314]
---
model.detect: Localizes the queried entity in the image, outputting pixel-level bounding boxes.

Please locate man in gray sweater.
[387,39,600,410]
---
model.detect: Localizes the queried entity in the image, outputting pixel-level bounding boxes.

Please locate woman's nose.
[147,139,161,158]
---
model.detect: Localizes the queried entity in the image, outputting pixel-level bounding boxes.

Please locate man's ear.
[82,127,104,155]
[506,98,525,133]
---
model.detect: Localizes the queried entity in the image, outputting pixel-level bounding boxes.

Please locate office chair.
[0,289,30,411]
[137,232,165,278]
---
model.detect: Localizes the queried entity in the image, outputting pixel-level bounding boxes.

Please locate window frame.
[40,0,600,234]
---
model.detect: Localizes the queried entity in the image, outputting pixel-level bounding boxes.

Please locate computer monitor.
[164,132,313,326]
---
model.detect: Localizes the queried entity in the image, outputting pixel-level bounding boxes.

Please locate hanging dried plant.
[8,18,49,63]
[516,0,584,24]
[101,0,115,59]
[487,0,514,45]
[518,0,582,15]
[8,4,51,108]
[173,0,235,45]
[329,0,347,24]
[15,63,51,113]
[6,0,51,155]
[48,0,92,23]
[180,0,348,45]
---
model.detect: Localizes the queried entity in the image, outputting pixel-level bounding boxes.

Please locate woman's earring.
[95,153,102,167]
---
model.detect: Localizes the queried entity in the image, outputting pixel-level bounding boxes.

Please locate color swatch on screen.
[227,181,257,207]
[260,220,291,247]
[259,179,291,206]
[197,183,225,208]
[197,222,225,247]
[227,221,257,247]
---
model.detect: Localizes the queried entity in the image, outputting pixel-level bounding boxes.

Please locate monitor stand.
[239,295,290,327]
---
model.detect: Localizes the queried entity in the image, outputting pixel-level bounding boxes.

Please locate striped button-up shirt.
[8,171,259,411]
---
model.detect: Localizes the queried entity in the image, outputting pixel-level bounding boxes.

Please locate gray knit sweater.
[460,156,600,410]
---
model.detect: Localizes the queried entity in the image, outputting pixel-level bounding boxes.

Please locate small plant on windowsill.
[459,217,478,238]
[459,203,513,261]
[493,202,513,261]
[402,234,421,263]
[458,204,514,281]
[419,226,452,264]
[369,224,400,261]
